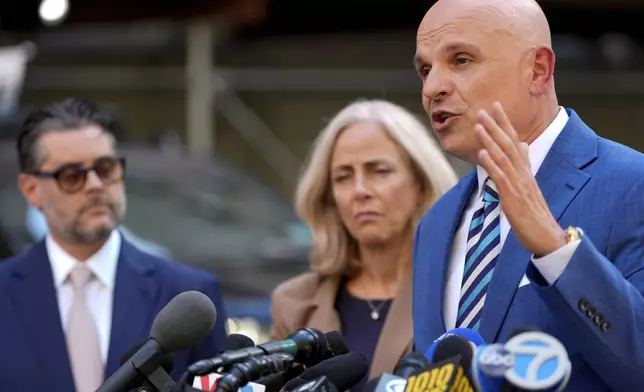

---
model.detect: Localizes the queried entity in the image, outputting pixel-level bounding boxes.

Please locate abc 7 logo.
[478,344,515,376]
[504,332,571,390]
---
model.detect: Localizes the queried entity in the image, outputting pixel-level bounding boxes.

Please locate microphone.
[363,353,430,392]
[393,353,431,379]
[286,376,338,392]
[255,372,293,392]
[502,331,571,392]
[222,334,256,351]
[214,353,296,392]
[424,328,485,361]
[183,333,259,387]
[471,329,571,392]
[188,329,348,376]
[401,356,462,392]
[98,291,217,392]
[283,352,368,392]
[253,364,307,392]
[429,335,476,392]
[119,338,175,392]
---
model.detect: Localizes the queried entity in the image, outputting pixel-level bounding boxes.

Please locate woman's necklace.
[366,299,387,320]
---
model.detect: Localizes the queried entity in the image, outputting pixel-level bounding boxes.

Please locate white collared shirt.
[443,107,579,331]
[47,230,121,363]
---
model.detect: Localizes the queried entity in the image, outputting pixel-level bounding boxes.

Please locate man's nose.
[85,170,104,190]
[422,71,453,101]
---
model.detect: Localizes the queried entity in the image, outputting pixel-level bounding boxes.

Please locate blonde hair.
[295,99,459,277]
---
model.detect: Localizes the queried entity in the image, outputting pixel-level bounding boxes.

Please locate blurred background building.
[1,0,643,342]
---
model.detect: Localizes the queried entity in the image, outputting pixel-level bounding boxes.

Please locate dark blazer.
[413,109,644,392]
[0,236,228,392]
[269,269,413,380]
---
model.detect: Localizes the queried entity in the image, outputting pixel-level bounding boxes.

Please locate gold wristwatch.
[564,226,584,244]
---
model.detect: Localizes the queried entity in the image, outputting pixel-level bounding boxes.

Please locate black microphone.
[97,291,217,392]
[287,376,338,392]
[430,335,476,392]
[283,352,368,392]
[252,361,310,392]
[179,333,258,385]
[362,353,430,392]
[214,353,296,392]
[119,338,175,392]
[188,329,348,376]
[221,334,256,351]
[393,352,430,378]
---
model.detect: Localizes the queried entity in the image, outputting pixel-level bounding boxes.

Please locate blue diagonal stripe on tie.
[471,320,481,332]
[469,212,484,231]
[464,225,500,274]
[483,192,498,203]
[457,268,495,318]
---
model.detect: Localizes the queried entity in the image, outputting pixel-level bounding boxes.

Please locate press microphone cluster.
[363,326,571,392]
[188,328,347,377]
[92,286,357,392]
[185,329,353,392]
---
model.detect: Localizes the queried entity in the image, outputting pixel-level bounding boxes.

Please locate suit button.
[586,307,596,318]
[593,315,603,326]
[579,299,590,312]
[600,321,612,332]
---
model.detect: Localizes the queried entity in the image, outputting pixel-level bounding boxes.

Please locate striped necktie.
[456,178,501,331]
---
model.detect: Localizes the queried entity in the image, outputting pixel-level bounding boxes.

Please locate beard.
[66,197,125,244]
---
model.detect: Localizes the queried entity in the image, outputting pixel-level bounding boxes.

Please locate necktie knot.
[69,266,94,289]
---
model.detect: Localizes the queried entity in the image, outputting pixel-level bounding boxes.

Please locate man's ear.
[529,45,556,96]
[18,173,42,210]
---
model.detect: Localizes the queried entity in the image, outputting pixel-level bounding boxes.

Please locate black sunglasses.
[30,156,127,193]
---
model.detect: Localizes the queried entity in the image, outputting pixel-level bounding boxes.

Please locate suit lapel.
[105,239,159,377]
[479,109,597,342]
[7,241,75,391]
[417,171,478,346]
[307,276,342,333]
[369,268,413,379]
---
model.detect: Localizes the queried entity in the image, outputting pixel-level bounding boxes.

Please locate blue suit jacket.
[413,109,644,392]
[0,236,228,391]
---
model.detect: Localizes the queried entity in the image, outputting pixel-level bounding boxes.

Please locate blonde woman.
[269,99,458,388]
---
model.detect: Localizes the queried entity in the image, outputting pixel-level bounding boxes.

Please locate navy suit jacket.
[412,109,644,392]
[0,236,228,391]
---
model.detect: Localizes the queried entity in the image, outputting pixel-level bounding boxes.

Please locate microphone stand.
[133,364,176,392]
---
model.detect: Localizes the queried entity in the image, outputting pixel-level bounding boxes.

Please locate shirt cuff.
[531,240,582,285]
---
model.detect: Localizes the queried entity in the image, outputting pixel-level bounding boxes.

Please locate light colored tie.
[456,178,502,331]
[66,266,103,392]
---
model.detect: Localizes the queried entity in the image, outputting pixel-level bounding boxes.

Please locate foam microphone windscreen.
[284,352,368,392]
[221,333,255,351]
[432,335,474,373]
[150,290,217,352]
[324,331,350,357]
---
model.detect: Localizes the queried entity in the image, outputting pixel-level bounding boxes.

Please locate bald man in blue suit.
[412,0,644,391]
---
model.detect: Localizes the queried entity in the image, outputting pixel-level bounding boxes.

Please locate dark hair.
[17,98,120,173]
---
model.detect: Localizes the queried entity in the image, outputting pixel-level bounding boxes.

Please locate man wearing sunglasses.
[0,98,228,392]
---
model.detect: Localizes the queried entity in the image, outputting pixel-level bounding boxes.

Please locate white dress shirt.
[443,107,581,331]
[47,230,121,363]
